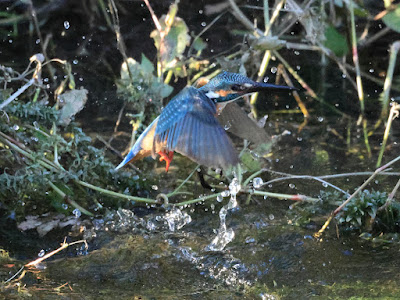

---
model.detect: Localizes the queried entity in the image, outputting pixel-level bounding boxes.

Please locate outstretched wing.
[154,87,238,168]
[217,102,270,146]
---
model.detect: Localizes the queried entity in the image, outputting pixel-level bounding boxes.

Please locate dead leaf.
[58,88,88,126]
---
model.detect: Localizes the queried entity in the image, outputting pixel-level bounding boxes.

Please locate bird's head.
[199,71,296,103]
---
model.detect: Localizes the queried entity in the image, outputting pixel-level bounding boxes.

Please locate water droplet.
[270,67,277,74]
[217,195,223,202]
[289,183,295,189]
[297,137,302,141]
[253,177,263,189]
[152,185,158,190]
[221,190,230,197]
[269,214,275,220]
[13,125,19,131]
[245,237,256,244]
[224,121,231,130]
[73,59,78,65]
[201,22,206,27]
[64,21,70,29]
[342,74,347,78]
[33,122,40,130]
[229,178,241,196]
[318,116,324,122]
[137,85,142,91]
[62,204,68,210]
[369,69,374,73]
[35,39,40,44]
[73,208,81,218]
[322,182,328,188]
[38,249,45,257]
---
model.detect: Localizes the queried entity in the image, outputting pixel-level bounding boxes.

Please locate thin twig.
[227,0,263,36]
[25,239,87,267]
[108,0,132,80]
[76,180,159,204]
[250,190,319,202]
[376,103,400,167]
[167,165,199,197]
[380,41,400,119]
[27,0,55,80]
[273,50,347,117]
[48,181,94,216]
[378,178,400,212]
[0,78,35,110]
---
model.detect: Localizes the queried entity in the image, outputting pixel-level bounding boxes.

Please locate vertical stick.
[349,0,371,156]
[376,104,400,167]
[250,0,284,117]
[380,41,400,119]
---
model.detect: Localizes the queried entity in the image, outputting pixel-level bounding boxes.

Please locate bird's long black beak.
[246,81,298,93]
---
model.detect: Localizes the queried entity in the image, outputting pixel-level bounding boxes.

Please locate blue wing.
[154,87,238,168]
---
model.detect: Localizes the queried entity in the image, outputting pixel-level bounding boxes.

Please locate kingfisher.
[116,71,295,172]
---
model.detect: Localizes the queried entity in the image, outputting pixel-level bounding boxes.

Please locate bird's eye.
[231,84,244,91]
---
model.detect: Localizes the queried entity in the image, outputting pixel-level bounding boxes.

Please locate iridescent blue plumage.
[116,71,295,171]
[153,86,238,168]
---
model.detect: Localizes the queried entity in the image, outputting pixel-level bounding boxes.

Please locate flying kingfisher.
[116,71,295,172]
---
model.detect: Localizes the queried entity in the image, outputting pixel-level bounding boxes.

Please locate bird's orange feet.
[157,151,174,172]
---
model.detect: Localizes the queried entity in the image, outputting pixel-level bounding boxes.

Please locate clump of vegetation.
[0,58,151,220]
[337,189,400,233]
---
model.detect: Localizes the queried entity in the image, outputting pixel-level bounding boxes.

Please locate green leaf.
[118,57,173,108]
[192,37,207,53]
[141,54,154,74]
[240,150,262,173]
[159,84,174,98]
[383,7,400,33]
[324,25,349,57]
[150,15,190,70]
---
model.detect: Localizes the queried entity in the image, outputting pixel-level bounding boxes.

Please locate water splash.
[174,247,251,286]
[94,207,192,234]
[164,207,192,232]
[206,177,241,251]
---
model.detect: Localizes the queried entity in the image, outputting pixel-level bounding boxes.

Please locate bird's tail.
[115,147,138,170]
[115,117,159,170]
